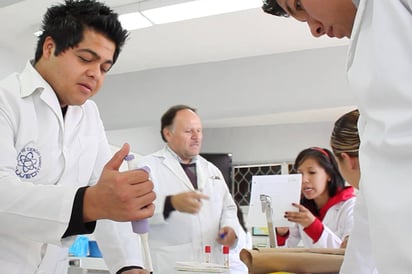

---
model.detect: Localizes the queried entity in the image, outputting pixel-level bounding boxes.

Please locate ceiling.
[0,0,353,130]
[0,0,348,74]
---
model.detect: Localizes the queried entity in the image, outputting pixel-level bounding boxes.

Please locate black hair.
[160,105,196,142]
[293,147,346,216]
[262,0,289,17]
[235,202,248,233]
[34,0,129,65]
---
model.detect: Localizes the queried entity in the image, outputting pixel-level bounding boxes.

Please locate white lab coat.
[0,61,143,274]
[229,230,252,274]
[341,0,412,273]
[284,197,356,248]
[137,146,241,273]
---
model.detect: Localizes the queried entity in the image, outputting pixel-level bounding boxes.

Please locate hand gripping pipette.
[124,154,154,273]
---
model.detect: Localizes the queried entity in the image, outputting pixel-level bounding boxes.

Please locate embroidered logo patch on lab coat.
[15,147,42,179]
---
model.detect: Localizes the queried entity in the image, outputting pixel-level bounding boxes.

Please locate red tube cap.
[223,245,229,254]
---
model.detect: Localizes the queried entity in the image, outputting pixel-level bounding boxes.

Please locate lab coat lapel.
[162,149,195,191]
[195,158,209,192]
[20,62,65,129]
[347,0,367,70]
[64,106,84,136]
[38,89,66,131]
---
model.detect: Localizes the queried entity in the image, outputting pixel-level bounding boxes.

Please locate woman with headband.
[276,147,356,248]
[241,116,361,274]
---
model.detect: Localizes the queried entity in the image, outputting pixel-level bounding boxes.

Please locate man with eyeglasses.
[261,0,412,274]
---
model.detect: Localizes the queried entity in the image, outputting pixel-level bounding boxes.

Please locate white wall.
[102,45,355,165]
[106,120,335,166]
[106,126,163,156]
[0,46,25,78]
[202,122,335,165]
[95,46,354,130]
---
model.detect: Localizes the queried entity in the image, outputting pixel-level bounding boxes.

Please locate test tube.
[222,245,229,268]
[204,245,211,263]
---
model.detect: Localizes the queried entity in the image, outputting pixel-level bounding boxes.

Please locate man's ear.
[163,127,171,141]
[42,36,55,58]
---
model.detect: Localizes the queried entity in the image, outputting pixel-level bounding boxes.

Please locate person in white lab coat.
[137,105,242,273]
[276,147,356,249]
[262,0,412,273]
[331,109,378,274]
[240,111,367,274]
[0,1,155,273]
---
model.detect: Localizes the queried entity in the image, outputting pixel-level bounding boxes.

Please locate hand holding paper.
[284,203,316,228]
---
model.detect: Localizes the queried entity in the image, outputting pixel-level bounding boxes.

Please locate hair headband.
[311,147,330,158]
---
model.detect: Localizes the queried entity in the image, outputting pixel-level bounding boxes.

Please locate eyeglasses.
[262,0,288,17]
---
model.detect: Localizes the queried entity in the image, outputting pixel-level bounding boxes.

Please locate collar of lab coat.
[155,146,209,192]
[319,186,355,220]
[20,60,50,98]
[19,61,66,125]
[19,60,87,130]
[165,144,199,164]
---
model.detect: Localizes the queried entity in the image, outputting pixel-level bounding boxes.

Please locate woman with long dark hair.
[276,147,356,248]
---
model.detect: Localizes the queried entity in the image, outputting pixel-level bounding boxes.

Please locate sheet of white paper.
[247,174,302,227]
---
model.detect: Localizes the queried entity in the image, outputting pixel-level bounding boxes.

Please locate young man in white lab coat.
[0,1,155,273]
[262,0,412,273]
[137,105,242,273]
